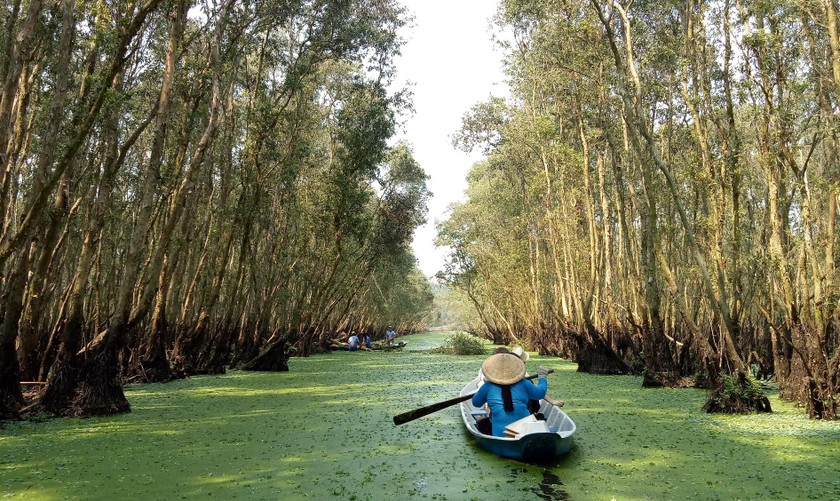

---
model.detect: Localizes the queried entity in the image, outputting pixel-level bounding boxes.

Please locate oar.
[392,369,554,426]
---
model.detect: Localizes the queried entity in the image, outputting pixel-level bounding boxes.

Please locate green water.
[1,332,838,500]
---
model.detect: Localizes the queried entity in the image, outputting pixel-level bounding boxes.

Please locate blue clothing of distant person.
[363,334,372,349]
[348,333,360,351]
[471,353,548,437]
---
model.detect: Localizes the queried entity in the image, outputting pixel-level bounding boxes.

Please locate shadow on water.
[509,466,570,500]
[536,471,571,500]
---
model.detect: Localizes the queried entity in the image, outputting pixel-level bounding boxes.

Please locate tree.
[438,0,836,417]
[2,0,433,421]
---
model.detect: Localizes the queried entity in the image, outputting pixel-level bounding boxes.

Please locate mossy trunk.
[132,285,180,383]
[0,251,29,420]
[230,321,259,367]
[135,318,181,383]
[70,340,131,417]
[573,325,632,375]
[41,319,131,417]
[171,328,201,376]
[241,337,289,372]
[39,311,85,415]
[172,313,211,375]
[775,325,837,419]
[0,346,24,420]
[196,324,237,375]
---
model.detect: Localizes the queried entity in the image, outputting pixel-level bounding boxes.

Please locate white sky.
[390,0,509,279]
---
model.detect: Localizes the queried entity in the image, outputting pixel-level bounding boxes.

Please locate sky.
[389,0,509,279]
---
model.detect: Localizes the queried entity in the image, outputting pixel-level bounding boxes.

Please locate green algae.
[1,331,838,500]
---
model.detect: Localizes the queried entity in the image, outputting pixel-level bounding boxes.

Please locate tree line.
[439,0,838,419]
[0,0,433,420]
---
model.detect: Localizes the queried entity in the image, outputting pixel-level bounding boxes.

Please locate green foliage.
[705,373,772,414]
[430,331,486,355]
[451,97,509,154]
[368,257,435,331]
[373,142,431,255]
[632,351,646,375]
[429,283,481,331]
[721,373,765,401]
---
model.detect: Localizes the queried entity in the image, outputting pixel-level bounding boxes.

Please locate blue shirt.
[348,336,359,350]
[471,378,547,437]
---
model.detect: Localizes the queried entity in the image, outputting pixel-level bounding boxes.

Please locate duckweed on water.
[1,331,838,500]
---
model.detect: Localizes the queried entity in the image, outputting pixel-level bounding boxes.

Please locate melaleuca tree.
[437,0,836,417]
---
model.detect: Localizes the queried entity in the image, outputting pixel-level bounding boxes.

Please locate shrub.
[703,372,772,414]
[431,332,486,355]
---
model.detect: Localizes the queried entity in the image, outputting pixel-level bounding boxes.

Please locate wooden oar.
[392,369,554,426]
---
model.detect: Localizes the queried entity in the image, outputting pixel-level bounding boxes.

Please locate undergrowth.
[429,331,486,355]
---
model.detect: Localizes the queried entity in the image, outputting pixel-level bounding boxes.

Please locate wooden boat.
[371,341,407,351]
[329,341,407,351]
[459,376,576,462]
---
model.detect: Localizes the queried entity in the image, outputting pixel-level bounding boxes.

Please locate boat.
[459,376,576,462]
[371,341,407,351]
[329,341,407,351]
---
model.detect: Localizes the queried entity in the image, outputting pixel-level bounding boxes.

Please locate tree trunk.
[574,323,632,375]
[134,259,180,383]
[17,0,77,380]
[0,250,29,420]
[241,335,290,372]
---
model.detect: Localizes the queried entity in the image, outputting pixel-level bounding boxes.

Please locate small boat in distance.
[459,376,576,462]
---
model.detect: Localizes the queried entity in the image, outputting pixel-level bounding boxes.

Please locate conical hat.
[511,346,529,363]
[481,353,526,385]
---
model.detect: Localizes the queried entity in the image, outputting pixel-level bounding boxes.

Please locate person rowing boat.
[471,353,550,437]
